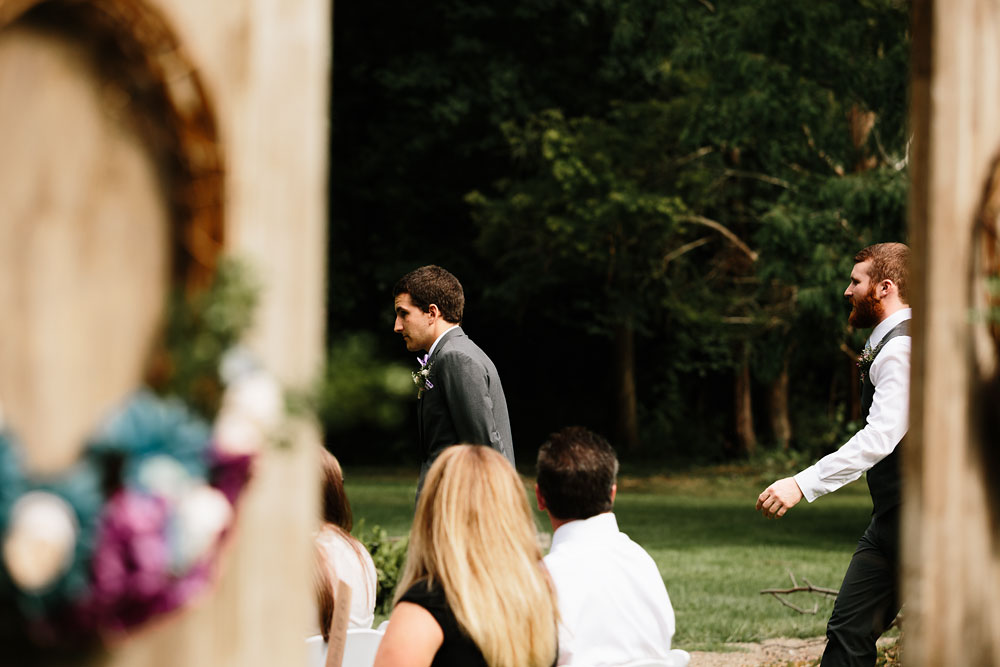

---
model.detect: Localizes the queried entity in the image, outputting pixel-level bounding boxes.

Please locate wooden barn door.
[906,0,1000,663]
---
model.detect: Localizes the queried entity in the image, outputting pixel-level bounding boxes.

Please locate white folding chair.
[341,628,385,667]
[620,649,691,667]
[304,628,385,667]
[305,635,326,667]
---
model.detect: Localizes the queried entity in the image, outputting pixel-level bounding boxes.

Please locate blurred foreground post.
[906,0,1000,662]
[0,0,329,664]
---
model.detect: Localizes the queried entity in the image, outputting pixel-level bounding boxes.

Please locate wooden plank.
[0,0,327,664]
[102,0,331,664]
[325,580,353,667]
[0,24,170,474]
[905,0,1000,663]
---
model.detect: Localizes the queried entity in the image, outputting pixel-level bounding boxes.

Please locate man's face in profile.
[845,261,884,329]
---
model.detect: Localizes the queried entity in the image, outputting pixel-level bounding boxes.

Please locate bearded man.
[756,242,911,667]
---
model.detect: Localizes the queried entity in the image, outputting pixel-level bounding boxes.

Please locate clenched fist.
[756,477,804,519]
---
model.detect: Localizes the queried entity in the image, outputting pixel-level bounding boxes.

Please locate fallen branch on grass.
[760,571,839,614]
[761,571,903,629]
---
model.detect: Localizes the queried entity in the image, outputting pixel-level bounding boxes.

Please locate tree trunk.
[767,356,792,450]
[613,323,639,452]
[734,357,757,455]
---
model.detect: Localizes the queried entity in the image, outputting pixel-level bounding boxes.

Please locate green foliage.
[354,521,409,616]
[157,258,260,419]
[314,333,415,461]
[469,103,709,336]
[985,276,1000,323]
[330,0,913,461]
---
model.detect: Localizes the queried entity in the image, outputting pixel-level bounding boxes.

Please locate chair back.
[342,628,385,667]
[305,635,326,667]
[305,628,385,667]
[621,649,691,667]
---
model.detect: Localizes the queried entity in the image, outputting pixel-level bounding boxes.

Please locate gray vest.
[861,319,910,517]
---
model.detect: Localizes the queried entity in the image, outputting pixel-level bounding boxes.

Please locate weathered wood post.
[906,0,1000,663]
[0,0,329,664]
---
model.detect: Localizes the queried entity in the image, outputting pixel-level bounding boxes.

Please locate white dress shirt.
[544,512,675,666]
[795,308,912,502]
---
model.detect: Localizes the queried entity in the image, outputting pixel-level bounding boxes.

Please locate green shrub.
[355,521,410,615]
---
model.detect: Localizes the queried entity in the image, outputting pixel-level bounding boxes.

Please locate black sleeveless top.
[399,580,488,667]
[861,319,910,517]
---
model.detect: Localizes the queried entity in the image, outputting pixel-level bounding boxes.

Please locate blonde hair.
[394,445,557,667]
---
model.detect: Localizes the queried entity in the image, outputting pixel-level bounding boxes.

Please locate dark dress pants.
[821,506,900,667]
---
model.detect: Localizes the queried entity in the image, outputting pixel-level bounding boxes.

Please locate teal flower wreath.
[0,260,281,650]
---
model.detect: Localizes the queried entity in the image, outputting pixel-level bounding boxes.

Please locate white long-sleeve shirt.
[544,512,675,666]
[794,308,912,502]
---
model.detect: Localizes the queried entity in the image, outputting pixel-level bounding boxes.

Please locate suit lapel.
[418,326,462,452]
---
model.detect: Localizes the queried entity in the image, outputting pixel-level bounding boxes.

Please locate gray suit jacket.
[416,326,515,489]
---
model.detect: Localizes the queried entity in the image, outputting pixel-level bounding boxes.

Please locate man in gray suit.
[392,265,515,493]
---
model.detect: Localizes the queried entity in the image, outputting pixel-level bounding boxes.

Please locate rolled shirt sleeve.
[794,336,911,502]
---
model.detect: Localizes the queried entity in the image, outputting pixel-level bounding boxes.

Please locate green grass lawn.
[344,464,875,652]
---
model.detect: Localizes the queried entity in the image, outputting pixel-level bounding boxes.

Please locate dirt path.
[687,637,826,666]
[686,636,899,666]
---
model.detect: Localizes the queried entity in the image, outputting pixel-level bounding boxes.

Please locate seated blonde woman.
[315,448,377,630]
[374,445,558,667]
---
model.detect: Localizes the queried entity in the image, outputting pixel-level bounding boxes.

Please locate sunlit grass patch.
[345,464,874,651]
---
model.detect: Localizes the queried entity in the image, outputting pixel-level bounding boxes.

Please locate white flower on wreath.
[213,347,284,456]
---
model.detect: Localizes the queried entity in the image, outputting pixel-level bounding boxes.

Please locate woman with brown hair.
[315,447,377,629]
[374,445,558,667]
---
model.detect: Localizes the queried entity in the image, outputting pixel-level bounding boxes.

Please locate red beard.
[849,285,884,329]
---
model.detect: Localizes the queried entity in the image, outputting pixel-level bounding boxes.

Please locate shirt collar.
[427,324,460,358]
[867,307,912,349]
[550,512,619,550]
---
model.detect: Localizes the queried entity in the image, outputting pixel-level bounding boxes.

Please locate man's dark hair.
[393,265,464,323]
[536,426,619,521]
[855,242,910,302]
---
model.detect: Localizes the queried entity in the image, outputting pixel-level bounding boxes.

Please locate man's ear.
[426,303,441,320]
[535,484,546,512]
[610,483,617,505]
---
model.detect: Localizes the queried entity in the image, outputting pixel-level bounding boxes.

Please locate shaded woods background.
[322,0,911,467]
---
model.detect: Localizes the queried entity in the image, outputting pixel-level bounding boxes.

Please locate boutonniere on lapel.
[857,346,877,384]
[412,353,435,398]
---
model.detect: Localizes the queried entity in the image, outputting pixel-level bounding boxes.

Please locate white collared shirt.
[795,308,912,502]
[427,324,460,358]
[544,513,675,666]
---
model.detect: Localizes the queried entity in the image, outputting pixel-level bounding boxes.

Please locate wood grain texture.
[0,23,170,474]
[905,0,1000,663]
[100,0,330,664]
[0,0,327,663]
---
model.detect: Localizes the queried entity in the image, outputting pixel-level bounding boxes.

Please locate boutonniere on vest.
[857,346,877,384]
[413,354,434,398]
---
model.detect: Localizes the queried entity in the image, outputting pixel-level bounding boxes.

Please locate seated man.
[536,426,676,666]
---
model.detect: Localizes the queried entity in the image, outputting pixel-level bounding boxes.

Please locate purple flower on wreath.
[412,354,434,398]
[80,490,209,634]
[208,447,255,506]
